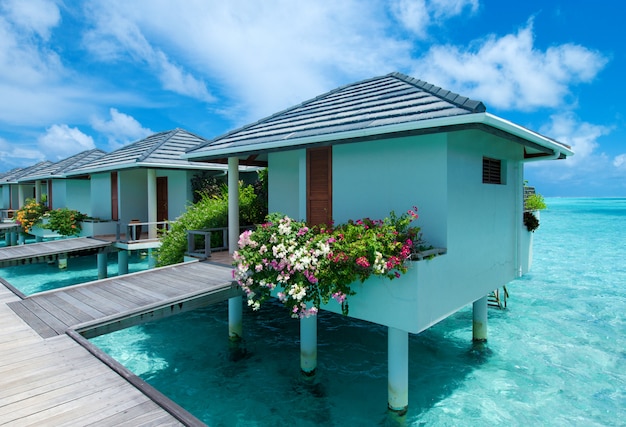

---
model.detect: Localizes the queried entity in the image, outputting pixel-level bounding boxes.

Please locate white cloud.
[412,22,608,110]
[37,124,95,160]
[390,0,478,37]
[0,0,60,40]
[539,112,611,166]
[613,154,626,169]
[90,108,153,149]
[82,6,214,103]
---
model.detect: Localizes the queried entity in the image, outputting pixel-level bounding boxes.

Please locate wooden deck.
[7,260,240,339]
[0,237,112,268]
[0,284,198,426]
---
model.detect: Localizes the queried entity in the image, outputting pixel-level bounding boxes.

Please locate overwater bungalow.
[184,72,574,413]
[0,161,53,218]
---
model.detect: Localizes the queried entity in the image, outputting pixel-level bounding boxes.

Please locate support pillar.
[388,327,409,415]
[147,169,157,240]
[58,253,68,269]
[118,250,129,275]
[10,231,17,246]
[227,157,242,342]
[5,232,11,246]
[148,248,156,269]
[35,236,43,243]
[473,295,488,342]
[35,180,41,203]
[18,233,25,245]
[97,252,107,279]
[300,314,318,376]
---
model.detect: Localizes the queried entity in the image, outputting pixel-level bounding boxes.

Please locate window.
[482,157,502,184]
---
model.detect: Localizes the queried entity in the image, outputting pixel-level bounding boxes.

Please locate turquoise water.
[0,250,152,295]
[13,198,626,425]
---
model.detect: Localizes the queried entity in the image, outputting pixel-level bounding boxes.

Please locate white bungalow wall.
[90,173,113,220]
[119,169,148,225]
[267,128,526,333]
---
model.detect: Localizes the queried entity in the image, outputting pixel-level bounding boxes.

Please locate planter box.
[79,219,117,238]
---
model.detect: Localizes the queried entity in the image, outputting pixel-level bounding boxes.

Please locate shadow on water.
[92,299,499,426]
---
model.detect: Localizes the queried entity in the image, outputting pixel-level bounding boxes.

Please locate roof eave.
[184,112,573,161]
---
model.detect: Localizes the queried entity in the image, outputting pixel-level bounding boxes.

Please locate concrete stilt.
[58,253,68,269]
[10,232,17,246]
[148,248,156,269]
[18,233,25,245]
[97,252,108,279]
[5,232,11,246]
[35,236,43,243]
[300,314,317,376]
[472,295,488,342]
[118,250,129,275]
[228,296,243,341]
[388,327,409,415]
[227,157,242,343]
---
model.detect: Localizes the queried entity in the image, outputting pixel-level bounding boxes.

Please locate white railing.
[186,225,254,259]
[116,221,171,242]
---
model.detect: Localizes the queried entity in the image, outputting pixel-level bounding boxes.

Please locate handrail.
[186,225,255,259]
[116,220,171,243]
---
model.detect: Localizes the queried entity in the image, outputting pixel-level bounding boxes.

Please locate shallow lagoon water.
[5,199,625,425]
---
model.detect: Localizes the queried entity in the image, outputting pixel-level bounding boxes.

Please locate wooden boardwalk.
[8,260,240,338]
[0,284,196,426]
[1,259,240,426]
[0,237,112,268]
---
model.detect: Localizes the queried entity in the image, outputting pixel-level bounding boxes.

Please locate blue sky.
[0,0,623,196]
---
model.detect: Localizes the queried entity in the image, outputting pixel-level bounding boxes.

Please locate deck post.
[58,253,68,269]
[388,327,409,415]
[97,252,108,279]
[18,233,25,245]
[300,314,317,376]
[472,295,488,342]
[5,232,12,246]
[10,231,17,246]
[227,157,242,341]
[118,250,129,275]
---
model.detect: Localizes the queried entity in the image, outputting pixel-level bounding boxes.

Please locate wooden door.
[157,176,168,224]
[307,147,332,226]
[111,172,119,221]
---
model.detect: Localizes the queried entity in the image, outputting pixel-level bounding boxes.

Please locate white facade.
[268,129,532,334]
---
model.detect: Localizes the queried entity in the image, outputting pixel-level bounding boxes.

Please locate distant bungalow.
[184,72,573,413]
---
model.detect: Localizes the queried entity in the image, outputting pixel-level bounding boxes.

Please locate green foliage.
[155,183,265,267]
[525,193,547,211]
[15,198,48,233]
[45,208,88,236]
[233,207,420,318]
[190,171,226,203]
[524,211,540,232]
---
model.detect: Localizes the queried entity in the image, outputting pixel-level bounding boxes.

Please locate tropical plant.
[524,211,540,232]
[155,183,266,266]
[233,207,420,318]
[15,198,48,233]
[524,193,547,211]
[44,208,88,236]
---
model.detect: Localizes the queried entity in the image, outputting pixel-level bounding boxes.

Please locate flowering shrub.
[15,199,48,233]
[44,208,88,236]
[233,207,420,318]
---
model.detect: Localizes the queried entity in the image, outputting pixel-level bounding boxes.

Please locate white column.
[228,157,242,341]
[17,185,24,208]
[118,250,129,275]
[472,295,488,342]
[300,314,318,375]
[147,169,157,239]
[97,252,108,279]
[58,253,68,269]
[388,327,409,414]
[35,180,41,203]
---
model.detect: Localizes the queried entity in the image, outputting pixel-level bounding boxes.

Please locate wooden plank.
[64,287,125,316]
[6,301,59,338]
[26,297,81,331]
[83,285,137,311]
[52,291,108,320]
[32,293,93,325]
[93,400,185,427]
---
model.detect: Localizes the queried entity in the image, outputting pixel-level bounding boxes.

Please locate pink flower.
[356,256,370,268]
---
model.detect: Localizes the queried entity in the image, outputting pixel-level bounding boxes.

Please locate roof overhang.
[184,112,573,162]
[65,161,259,177]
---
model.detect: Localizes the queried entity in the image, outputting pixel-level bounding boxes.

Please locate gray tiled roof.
[0,161,53,183]
[67,129,222,175]
[17,149,107,181]
[187,72,486,157]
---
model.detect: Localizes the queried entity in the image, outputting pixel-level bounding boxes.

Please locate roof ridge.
[188,75,389,152]
[136,129,178,162]
[388,72,486,113]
